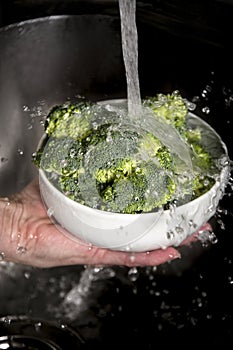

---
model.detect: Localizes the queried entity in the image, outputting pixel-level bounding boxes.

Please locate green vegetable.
[33,92,215,213]
[144,91,215,197]
[143,90,187,133]
[45,102,91,139]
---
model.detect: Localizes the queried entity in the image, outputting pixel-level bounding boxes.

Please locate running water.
[119,0,142,117]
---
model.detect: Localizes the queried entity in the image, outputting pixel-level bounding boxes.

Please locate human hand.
[0,178,210,268]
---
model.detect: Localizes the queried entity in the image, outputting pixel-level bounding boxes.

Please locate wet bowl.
[38,108,230,252]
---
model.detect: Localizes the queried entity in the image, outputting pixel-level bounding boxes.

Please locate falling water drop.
[128,266,139,282]
[47,207,54,217]
[0,157,8,164]
[23,105,30,112]
[16,246,27,255]
[34,322,42,332]
[17,148,24,156]
[202,106,210,114]
[197,230,218,247]
[24,271,31,279]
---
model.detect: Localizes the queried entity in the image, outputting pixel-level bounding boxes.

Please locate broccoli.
[94,159,175,213]
[39,137,83,176]
[71,125,175,212]
[45,102,92,139]
[143,91,216,199]
[143,90,187,133]
[33,94,216,213]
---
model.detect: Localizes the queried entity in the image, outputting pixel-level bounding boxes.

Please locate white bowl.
[38,108,230,252]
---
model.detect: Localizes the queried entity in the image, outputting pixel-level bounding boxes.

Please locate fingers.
[81,244,181,268]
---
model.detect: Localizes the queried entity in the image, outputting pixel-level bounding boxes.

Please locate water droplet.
[0,157,8,164]
[3,317,12,325]
[217,218,226,230]
[188,220,197,229]
[129,253,136,262]
[169,203,176,216]
[24,271,31,279]
[184,99,196,111]
[198,230,218,246]
[23,105,30,112]
[34,322,42,332]
[128,267,139,282]
[202,106,210,114]
[17,246,27,254]
[47,207,54,217]
[166,230,175,240]
[0,252,5,261]
[175,225,184,234]
[17,148,24,156]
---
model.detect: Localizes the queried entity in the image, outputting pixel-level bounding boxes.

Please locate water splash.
[197,229,218,247]
[22,100,47,130]
[52,265,116,321]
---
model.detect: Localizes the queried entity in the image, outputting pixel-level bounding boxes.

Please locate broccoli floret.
[40,137,83,176]
[98,160,175,213]
[183,128,201,143]
[182,126,214,198]
[192,174,215,198]
[95,158,137,184]
[139,132,162,158]
[143,91,216,200]
[143,90,187,133]
[58,171,82,202]
[45,102,92,139]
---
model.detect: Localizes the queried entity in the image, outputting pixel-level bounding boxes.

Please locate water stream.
[119,0,141,116]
